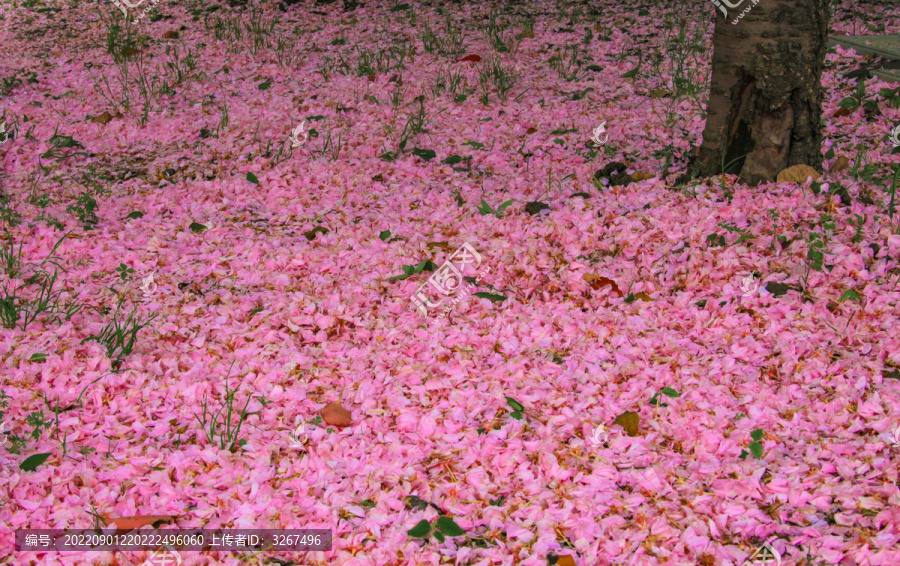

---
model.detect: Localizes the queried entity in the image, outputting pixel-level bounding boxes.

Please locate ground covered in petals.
[2,0,900,565]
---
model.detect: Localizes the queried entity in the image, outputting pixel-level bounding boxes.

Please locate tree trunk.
[683,0,831,186]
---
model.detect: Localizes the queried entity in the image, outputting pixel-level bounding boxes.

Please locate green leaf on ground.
[412,148,436,161]
[749,441,763,459]
[505,397,525,412]
[839,289,861,302]
[435,516,466,536]
[20,453,51,472]
[473,292,506,302]
[407,520,431,538]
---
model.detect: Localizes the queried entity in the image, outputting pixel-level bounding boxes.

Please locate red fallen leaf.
[583,274,622,296]
[526,127,537,134]
[102,515,176,531]
[321,401,352,427]
[457,54,482,64]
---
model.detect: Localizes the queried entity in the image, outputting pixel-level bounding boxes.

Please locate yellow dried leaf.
[776,164,821,184]
[830,155,850,172]
[91,111,114,125]
[613,411,640,437]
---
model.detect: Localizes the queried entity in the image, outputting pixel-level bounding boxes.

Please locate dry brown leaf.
[634,292,652,301]
[776,164,821,184]
[613,411,640,437]
[103,515,176,531]
[583,274,623,296]
[832,107,852,118]
[526,127,537,134]
[649,89,669,99]
[518,27,535,39]
[163,30,178,39]
[830,155,851,172]
[555,556,577,566]
[427,241,451,250]
[594,23,604,32]
[630,172,655,182]
[458,54,482,64]
[321,401,352,427]
[91,111,114,125]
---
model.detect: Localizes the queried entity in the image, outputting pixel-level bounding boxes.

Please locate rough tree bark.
[682,0,832,186]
